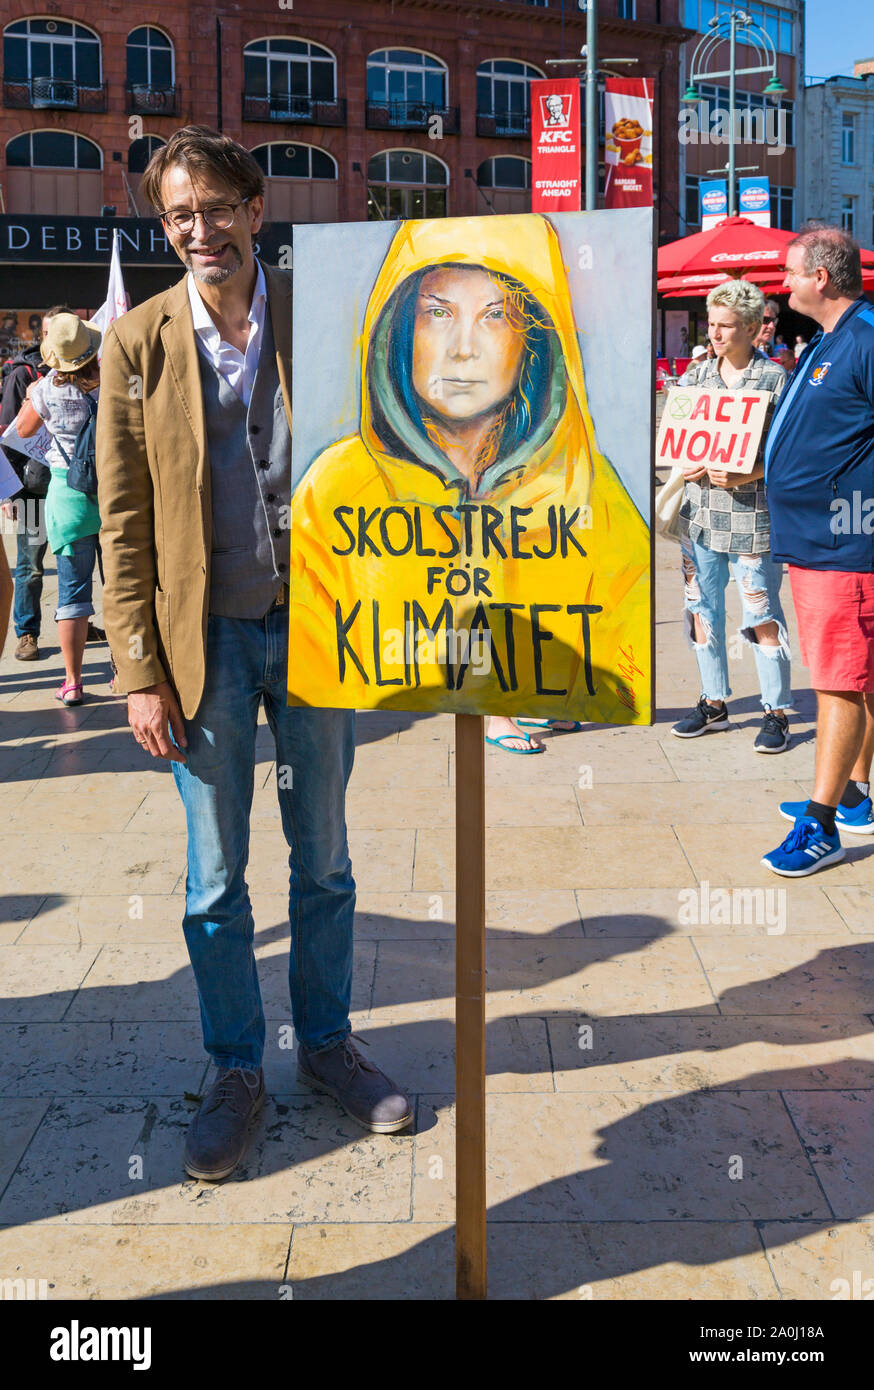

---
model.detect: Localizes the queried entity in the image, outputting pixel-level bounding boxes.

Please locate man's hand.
[128,681,188,762]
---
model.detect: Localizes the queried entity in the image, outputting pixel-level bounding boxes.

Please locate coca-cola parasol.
[657,217,874,298]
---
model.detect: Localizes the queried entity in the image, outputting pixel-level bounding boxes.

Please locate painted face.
[708,306,758,357]
[411,267,526,423]
[159,165,263,285]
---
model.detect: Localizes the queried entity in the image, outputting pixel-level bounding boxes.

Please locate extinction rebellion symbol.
[669,395,693,419]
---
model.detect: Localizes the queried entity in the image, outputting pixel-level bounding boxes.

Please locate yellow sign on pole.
[289,212,653,725]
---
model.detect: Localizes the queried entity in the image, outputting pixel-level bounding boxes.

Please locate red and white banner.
[530,78,581,213]
[604,78,654,208]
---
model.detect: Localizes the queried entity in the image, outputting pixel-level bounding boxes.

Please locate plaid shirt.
[679,349,787,554]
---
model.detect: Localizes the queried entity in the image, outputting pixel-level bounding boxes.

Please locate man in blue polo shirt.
[761,224,874,876]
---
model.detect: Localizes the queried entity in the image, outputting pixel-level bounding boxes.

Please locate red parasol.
[657,217,874,298]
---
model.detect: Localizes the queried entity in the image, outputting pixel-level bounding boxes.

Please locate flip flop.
[55,680,83,706]
[515,719,583,733]
[485,732,545,755]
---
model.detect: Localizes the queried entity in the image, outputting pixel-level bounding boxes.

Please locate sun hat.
[40,313,101,372]
[690,344,707,359]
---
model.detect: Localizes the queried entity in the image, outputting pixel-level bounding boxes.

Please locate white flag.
[91,228,129,352]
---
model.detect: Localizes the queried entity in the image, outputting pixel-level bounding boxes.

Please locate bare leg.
[812,690,867,807]
[850,694,874,783]
[57,615,89,687]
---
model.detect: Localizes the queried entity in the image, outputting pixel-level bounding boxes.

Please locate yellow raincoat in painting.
[289,214,651,723]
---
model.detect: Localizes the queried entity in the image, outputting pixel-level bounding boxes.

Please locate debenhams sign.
[0,215,287,264]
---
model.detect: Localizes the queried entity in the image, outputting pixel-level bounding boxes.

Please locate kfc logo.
[541,92,572,127]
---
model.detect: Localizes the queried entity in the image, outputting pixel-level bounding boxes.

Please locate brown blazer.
[95,261,293,719]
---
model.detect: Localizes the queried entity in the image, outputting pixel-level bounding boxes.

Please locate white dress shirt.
[187,260,267,408]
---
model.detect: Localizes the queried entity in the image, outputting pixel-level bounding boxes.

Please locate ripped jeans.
[680,535,793,711]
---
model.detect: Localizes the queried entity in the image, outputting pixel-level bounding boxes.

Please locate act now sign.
[657,387,771,475]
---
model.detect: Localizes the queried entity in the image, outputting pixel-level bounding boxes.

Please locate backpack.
[53,389,98,498]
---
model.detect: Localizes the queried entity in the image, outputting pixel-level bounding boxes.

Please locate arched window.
[3,18,102,110]
[367,150,448,220]
[127,27,173,86]
[126,27,176,113]
[250,143,338,223]
[128,134,165,174]
[6,130,102,169]
[5,131,102,215]
[243,38,340,124]
[476,59,543,137]
[251,143,337,179]
[366,49,449,130]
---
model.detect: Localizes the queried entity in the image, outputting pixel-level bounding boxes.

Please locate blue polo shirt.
[764,296,874,570]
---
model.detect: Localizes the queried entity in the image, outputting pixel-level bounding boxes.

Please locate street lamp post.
[585,0,598,214]
[682,6,786,221]
[728,8,737,214]
[546,0,637,214]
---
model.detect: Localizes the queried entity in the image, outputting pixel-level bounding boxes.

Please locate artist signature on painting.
[616,643,644,714]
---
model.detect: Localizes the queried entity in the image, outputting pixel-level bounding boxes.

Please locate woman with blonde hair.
[13,313,101,705]
[671,278,792,751]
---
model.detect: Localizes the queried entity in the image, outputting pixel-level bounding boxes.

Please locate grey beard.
[186,245,243,284]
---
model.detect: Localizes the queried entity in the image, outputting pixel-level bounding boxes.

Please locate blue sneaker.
[762,816,845,877]
[779,796,874,836]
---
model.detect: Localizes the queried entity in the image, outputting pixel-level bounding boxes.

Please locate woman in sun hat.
[13,312,101,705]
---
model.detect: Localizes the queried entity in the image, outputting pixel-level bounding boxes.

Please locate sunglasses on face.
[762,316,776,324]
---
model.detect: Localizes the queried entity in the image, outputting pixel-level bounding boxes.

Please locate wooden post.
[455,712,486,1299]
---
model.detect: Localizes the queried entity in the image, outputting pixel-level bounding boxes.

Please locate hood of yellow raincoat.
[357,214,602,510]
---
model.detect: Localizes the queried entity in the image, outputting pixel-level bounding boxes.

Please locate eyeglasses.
[160,198,250,234]
[762,316,776,324]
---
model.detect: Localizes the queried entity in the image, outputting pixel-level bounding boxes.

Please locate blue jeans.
[680,535,793,710]
[13,502,48,636]
[170,599,356,1071]
[54,533,98,621]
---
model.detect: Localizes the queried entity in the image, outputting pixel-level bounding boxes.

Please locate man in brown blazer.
[96,126,411,1181]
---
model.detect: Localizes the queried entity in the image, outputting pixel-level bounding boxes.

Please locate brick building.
[0,0,690,312]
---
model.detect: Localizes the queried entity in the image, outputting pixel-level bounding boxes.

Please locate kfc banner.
[530,78,581,213]
[604,78,654,208]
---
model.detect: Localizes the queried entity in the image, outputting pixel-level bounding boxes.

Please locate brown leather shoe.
[14,633,39,661]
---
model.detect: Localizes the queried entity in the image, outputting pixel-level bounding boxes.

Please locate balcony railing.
[126,83,180,116]
[366,100,459,134]
[242,93,346,126]
[476,110,530,138]
[3,76,108,112]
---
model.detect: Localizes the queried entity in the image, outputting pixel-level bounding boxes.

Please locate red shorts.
[788,565,874,692]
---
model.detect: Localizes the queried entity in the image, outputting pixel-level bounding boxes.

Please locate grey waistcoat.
[198,302,291,618]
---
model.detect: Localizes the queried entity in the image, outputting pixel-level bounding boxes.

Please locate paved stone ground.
[1,518,873,1301]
